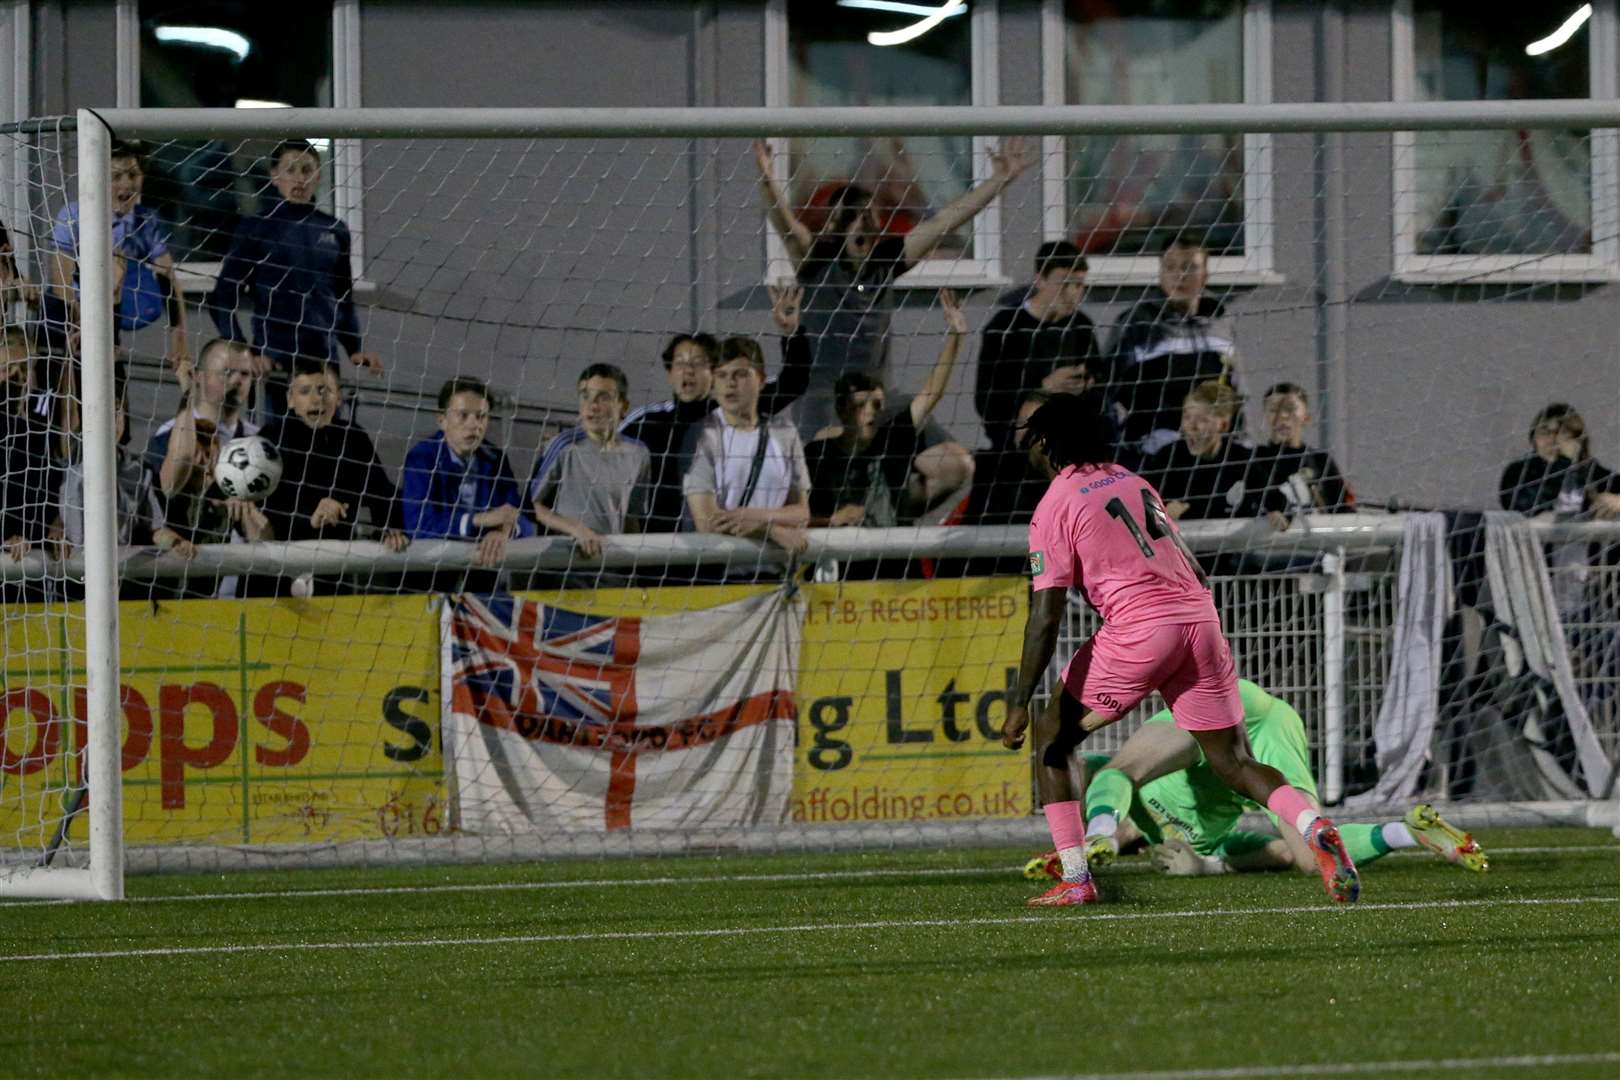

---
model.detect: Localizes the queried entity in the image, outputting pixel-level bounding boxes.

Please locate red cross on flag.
[444,590,801,833]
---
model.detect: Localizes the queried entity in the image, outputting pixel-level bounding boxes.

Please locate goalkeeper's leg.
[1258,805,1486,873]
[1401,804,1487,870]
[1194,723,1359,903]
[1338,805,1487,871]
[1191,811,1488,876]
[1083,722,1201,868]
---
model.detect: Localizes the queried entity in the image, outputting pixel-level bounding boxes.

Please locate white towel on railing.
[1483,512,1615,797]
[1351,511,1616,808]
[1352,512,1452,806]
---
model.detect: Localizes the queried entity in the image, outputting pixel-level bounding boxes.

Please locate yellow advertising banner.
[793,578,1031,824]
[0,595,444,848]
[0,578,1029,849]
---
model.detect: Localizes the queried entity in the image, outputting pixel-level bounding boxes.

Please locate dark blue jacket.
[401,432,537,540]
[0,397,61,544]
[206,199,362,364]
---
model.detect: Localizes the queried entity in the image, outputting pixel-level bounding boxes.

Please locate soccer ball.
[214,435,283,500]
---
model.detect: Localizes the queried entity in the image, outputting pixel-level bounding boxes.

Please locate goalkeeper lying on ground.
[1026,680,1488,880]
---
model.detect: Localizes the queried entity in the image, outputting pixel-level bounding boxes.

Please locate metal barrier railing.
[5,512,1616,809]
[10,509,1620,582]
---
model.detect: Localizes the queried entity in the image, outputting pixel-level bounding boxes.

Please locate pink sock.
[1266,784,1320,837]
[1043,800,1086,851]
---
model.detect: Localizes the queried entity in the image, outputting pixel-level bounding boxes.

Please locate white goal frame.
[13,99,1620,900]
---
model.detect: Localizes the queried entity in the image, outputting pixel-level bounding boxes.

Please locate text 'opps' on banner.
[0,597,443,848]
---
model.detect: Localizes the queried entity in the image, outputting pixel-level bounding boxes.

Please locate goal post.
[0,116,122,901]
[76,115,124,902]
[3,100,1618,898]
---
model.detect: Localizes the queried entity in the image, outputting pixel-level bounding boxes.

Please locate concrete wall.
[18,0,1620,507]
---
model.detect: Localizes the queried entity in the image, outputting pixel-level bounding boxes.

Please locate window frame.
[762,0,1007,288]
[1,0,32,280]
[1391,0,1620,284]
[115,0,367,293]
[1039,0,1279,287]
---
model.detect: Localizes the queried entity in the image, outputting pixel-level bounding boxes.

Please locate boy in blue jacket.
[402,377,534,585]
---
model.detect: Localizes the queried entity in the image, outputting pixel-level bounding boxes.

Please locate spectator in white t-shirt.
[683,336,810,560]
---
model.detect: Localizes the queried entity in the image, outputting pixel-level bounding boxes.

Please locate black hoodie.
[258,415,402,541]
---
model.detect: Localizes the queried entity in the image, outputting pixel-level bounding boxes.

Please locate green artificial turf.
[1,827,1616,1078]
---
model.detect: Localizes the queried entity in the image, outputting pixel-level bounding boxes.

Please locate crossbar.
[91,100,1620,139]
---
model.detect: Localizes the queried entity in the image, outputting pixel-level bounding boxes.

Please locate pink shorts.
[1060,621,1242,732]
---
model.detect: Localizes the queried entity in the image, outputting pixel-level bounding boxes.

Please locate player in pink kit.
[1000,392,1359,906]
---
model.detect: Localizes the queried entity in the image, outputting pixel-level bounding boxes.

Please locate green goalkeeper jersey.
[1092,680,1318,855]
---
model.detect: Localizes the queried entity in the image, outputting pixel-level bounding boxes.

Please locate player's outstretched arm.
[1001,586,1067,750]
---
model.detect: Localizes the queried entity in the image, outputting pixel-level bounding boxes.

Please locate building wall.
[14,0,1619,507]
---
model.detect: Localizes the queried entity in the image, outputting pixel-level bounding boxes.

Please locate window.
[116,0,363,287]
[0,0,31,279]
[1041,0,1276,284]
[1393,0,1619,282]
[764,0,1004,285]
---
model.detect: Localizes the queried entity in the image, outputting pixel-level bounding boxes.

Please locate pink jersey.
[1028,463,1218,628]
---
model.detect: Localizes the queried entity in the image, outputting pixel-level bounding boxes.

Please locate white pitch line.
[1460,843,1619,856]
[0,893,1615,965]
[1030,1049,1620,1080]
[0,843,1612,910]
[0,865,1002,909]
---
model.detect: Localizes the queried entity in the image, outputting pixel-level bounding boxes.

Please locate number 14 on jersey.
[1105,491,1208,586]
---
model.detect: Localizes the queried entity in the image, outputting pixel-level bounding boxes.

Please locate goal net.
[3,103,1618,899]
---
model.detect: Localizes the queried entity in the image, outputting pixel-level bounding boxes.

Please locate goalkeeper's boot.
[1303,818,1361,904]
[1023,850,1061,881]
[1027,874,1099,907]
[1405,803,1489,872]
[1085,833,1121,870]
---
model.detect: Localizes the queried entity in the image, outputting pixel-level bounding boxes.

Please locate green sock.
[1339,822,1392,866]
[1086,768,1134,824]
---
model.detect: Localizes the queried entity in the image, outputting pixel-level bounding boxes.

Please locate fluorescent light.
[837,0,968,46]
[152,26,251,62]
[837,0,968,16]
[232,101,329,153]
[1526,4,1592,56]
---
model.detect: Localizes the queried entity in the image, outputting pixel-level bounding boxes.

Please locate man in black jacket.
[974,240,1098,450]
[1108,236,1241,456]
[1246,382,1355,529]
[1141,380,1251,524]
[207,140,382,418]
[256,358,408,594]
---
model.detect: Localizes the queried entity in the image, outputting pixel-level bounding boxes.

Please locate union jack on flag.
[451,595,641,744]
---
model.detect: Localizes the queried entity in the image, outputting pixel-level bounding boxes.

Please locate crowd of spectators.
[5,136,1618,601]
